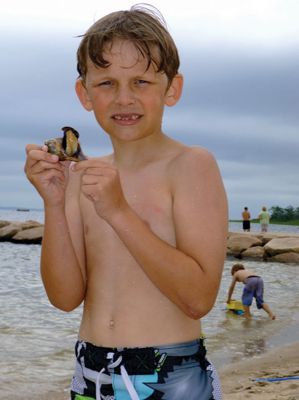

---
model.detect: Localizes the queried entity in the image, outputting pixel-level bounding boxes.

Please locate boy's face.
[76,39,182,143]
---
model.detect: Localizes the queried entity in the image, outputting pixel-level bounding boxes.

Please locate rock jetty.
[0,220,43,244]
[227,231,299,264]
[1,219,299,264]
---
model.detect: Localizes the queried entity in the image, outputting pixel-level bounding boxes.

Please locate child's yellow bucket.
[226,299,244,315]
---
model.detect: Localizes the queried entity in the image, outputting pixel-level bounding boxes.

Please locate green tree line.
[269,205,299,221]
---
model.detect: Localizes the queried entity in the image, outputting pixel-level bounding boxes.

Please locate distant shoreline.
[230,219,299,226]
[1,207,299,227]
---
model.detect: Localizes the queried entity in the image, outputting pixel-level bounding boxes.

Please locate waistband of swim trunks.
[77,337,205,356]
[75,338,207,375]
[76,338,206,358]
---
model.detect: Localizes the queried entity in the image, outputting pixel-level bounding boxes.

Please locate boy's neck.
[110,132,177,169]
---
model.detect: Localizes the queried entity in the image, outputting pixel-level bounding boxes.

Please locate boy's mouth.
[112,113,141,121]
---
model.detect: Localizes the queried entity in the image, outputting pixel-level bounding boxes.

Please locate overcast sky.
[1,0,298,219]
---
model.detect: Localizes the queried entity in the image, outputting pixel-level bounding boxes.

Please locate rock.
[0,220,11,228]
[12,226,44,244]
[19,220,43,230]
[261,233,298,245]
[241,246,265,260]
[227,235,262,254]
[264,237,299,256]
[226,248,236,257]
[0,223,21,241]
[269,252,299,264]
[0,220,44,243]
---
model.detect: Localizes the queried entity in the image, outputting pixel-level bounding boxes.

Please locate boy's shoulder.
[234,269,253,281]
[168,144,216,171]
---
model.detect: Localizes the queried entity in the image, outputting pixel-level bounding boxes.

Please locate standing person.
[258,206,270,232]
[242,206,251,232]
[227,263,275,320]
[24,5,227,399]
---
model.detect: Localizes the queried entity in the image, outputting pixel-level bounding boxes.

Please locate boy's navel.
[109,319,115,329]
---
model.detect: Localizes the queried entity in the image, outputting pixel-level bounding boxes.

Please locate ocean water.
[1,208,299,398]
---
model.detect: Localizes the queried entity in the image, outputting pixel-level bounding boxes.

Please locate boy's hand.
[24,144,69,207]
[72,159,128,220]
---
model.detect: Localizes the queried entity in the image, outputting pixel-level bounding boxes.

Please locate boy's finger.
[72,159,112,172]
[25,144,42,154]
[27,148,59,163]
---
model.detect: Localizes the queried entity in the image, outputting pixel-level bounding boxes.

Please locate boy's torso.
[235,269,258,283]
[67,143,202,347]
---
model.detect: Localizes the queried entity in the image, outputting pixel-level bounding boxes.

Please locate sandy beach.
[219,340,299,399]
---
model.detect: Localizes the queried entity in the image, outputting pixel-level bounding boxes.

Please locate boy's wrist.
[43,202,66,217]
[105,202,133,228]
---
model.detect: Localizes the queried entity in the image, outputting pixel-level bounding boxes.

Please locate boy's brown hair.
[76,4,180,84]
[231,263,245,275]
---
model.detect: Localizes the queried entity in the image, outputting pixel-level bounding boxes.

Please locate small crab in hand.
[44,126,86,161]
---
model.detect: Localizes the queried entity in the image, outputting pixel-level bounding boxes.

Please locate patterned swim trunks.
[71,338,222,399]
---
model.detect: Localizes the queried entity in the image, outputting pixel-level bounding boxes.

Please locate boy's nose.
[115,86,136,105]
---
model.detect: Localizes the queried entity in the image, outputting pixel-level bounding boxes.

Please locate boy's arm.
[74,148,228,319]
[25,145,86,311]
[227,277,237,303]
[41,166,86,311]
[41,200,86,311]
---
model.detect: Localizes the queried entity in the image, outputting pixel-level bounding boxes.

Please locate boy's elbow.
[48,296,83,312]
[183,300,215,320]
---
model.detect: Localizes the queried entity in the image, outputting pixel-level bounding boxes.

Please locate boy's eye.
[98,81,113,87]
[135,79,149,85]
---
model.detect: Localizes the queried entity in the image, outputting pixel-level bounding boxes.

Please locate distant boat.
[16,208,30,212]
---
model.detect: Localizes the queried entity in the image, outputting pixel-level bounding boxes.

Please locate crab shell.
[44,127,86,162]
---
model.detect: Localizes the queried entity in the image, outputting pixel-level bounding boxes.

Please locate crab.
[44,126,86,161]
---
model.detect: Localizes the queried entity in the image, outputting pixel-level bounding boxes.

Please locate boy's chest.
[82,166,175,246]
[122,171,172,223]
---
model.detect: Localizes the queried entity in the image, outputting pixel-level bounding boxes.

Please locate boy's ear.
[75,79,93,111]
[164,73,183,107]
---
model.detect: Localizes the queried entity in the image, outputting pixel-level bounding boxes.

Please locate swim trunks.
[242,276,264,309]
[242,220,250,231]
[71,338,222,399]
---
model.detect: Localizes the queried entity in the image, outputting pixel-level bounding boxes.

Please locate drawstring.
[95,367,106,400]
[81,353,140,400]
[120,365,139,400]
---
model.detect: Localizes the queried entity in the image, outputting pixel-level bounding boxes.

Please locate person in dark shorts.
[242,207,251,232]
[227,263,275,319]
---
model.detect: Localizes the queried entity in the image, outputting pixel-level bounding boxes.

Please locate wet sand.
[219,340,299,399]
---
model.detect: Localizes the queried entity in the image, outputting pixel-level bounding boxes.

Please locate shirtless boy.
[227,263,275,320]
[25,5,228,399]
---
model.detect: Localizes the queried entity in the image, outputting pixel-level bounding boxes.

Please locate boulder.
[0,223,21,241]
[227,235,262,254]
[241,246,265,260]
[12,226,44,244]
[269,252,299,264]
[264,237,299,256]
[19,220,43,230]
[0,220,11,229]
